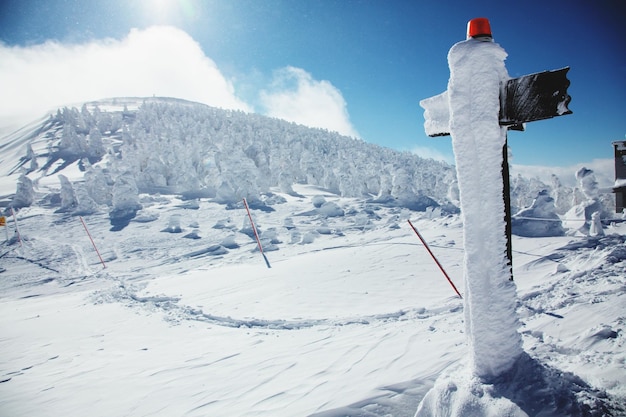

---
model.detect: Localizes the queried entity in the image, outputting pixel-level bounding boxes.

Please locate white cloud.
[260,66,359,138]
[510,158,614,188]
[410,145,454,164]
[1,27,360,141]
[0,26,250,127]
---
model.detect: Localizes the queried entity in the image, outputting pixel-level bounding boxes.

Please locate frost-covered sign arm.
[419,91,450,138]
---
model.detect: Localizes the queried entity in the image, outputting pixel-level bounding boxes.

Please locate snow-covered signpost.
[421,18,572,276]
[415,17,572,415]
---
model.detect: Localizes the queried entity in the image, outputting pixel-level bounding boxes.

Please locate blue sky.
[0,0,624,169]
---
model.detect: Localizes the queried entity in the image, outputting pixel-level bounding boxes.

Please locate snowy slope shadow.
[417,352,621,417]
[523,234,626,269]
[489,352,616,417]
[309,377,434,417]
[309,353,618,417]
[109,207,139,231]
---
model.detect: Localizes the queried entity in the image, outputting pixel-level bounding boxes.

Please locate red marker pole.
[243,198,271,269]
[80,216,106,269]
[10,207,22,247]
[408,219,462,299]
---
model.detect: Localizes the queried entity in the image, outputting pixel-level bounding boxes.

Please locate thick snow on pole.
[447,38,523,380]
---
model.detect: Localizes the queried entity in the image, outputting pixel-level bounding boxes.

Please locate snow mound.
[512,190,565,237]
[563,168,612,236]
[416,354,611,417]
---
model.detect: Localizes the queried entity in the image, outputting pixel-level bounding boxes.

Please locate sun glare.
[146,0,176,22]
[141,0,199,24]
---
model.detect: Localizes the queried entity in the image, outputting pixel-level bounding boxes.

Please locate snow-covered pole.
[422,23,571,282]
[416,17,573,415]
[243,198,271,269]
[80,216,106,269]
[420,17,525,382]
[448,16,523,381]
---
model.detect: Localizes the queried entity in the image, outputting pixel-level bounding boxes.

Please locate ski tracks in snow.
[90,278,459,332]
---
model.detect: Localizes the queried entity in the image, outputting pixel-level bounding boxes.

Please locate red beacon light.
[467,17,492,40]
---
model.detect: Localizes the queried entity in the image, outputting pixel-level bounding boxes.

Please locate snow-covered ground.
[0,97,624,416]
[1,183,624,416]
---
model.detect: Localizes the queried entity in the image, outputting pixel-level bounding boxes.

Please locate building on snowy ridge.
[613,140,626,213]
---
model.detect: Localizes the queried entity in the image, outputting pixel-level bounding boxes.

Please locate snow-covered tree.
[512,190,565,237]
[84,164,112,206]
[8,97,603,220]
[564,167,608,235]
[111,172,141,213]
[11,174,35,208]
[58,174,78,212]
[74,184,99,215]
[87,127,106,161]
[25,144,38,172]
[550,174,573,214]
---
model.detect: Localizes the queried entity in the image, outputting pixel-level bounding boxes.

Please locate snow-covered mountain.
[0,97,614,221]
[1,97,459,213]
[0,98,624,416]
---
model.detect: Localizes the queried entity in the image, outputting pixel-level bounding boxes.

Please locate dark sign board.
[499,67,572,126]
